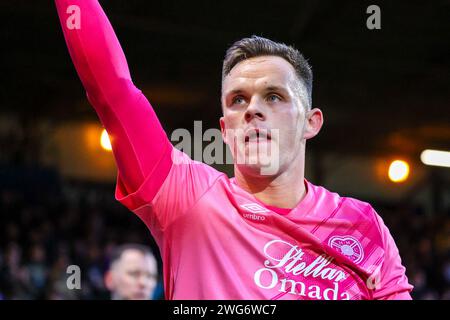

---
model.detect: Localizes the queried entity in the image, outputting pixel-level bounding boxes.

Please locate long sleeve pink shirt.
[55,0,413,300]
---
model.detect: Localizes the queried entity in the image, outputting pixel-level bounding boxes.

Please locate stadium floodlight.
[420,149,450,168]
[388,160,410,183]
[100,129,112,151]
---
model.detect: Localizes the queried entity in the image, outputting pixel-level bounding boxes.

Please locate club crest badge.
[328,235,364,264]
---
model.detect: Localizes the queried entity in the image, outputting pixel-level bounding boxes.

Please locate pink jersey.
[117,148,413,300]
[55,0,413,300]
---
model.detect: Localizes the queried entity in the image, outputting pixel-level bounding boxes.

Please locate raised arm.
[55,0,173,200]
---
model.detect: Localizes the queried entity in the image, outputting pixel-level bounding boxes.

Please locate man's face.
[220,56,311,176]
[106,249,158,300]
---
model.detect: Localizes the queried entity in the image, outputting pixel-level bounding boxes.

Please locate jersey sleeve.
[55,0,172,200]
[55,0,225,241]
[371,209,414,300]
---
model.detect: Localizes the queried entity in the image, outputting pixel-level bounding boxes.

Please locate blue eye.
[232,96,245,105]
[268,94,281,102]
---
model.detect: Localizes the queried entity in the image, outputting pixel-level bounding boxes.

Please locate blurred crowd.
[377,204,450,299]
[0,168,448,300]
[0,172,164,300]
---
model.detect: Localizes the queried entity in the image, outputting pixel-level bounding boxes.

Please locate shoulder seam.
[163,170,227,232]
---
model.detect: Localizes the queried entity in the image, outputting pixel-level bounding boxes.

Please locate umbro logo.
[240,203,270,213]
[240,203,268,221]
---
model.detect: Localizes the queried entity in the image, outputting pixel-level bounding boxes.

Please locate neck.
[234,150,307,209]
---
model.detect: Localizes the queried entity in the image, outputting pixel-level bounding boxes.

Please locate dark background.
[0,0,449,299]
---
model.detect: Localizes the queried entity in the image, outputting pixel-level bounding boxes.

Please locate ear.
[303,108,324,140]
[104,270,115,291]
[219,117,228,144]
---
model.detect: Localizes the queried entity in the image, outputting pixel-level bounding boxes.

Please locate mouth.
[133,291,148,299]
[244,128,272,143]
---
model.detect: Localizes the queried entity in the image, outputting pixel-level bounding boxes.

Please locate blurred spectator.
[0,179,163,300]
[104,244,158,300]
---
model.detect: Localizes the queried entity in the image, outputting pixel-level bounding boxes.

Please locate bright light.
[100,129,112,151]
[388,160,410,183]
[420,149,450,168]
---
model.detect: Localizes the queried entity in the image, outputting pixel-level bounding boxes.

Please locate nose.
[244,98,265,122]
[138,275,149,288]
